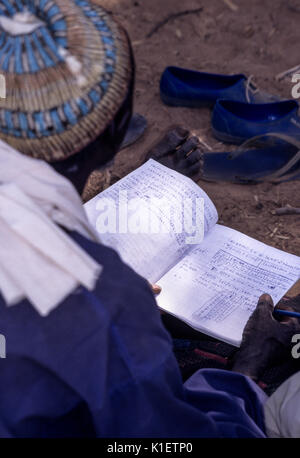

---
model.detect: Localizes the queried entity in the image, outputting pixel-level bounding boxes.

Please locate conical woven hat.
[0,0,132,161]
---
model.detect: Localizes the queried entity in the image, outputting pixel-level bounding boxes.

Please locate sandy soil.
[84,0,300,292]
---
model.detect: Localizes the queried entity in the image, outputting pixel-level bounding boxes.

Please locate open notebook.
[85,159,300,346]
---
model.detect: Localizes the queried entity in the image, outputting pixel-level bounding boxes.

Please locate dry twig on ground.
[272,206,300,215]
[276,64,300,81]
[222,0,238,12]
[146,7,203,38]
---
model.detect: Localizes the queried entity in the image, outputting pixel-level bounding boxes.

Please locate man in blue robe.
[0,2,299,438]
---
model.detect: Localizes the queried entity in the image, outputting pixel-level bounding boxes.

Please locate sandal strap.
[229,133,300,183]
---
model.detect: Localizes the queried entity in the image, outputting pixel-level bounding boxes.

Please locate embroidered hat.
[0,0,132,161]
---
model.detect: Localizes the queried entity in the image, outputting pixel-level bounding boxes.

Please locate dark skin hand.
[232,294,300,382]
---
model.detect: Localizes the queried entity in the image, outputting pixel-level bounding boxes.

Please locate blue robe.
[0,232,267,437]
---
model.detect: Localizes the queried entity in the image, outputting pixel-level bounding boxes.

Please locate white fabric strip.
[0,12,45,36]
[264,371,300,438]
[0,140,102,316]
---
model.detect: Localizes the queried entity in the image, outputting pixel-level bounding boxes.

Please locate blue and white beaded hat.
[0,0,132,161]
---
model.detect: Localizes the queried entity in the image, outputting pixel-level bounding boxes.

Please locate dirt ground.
[84,0,300,293]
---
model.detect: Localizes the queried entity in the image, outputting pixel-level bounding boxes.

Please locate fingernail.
[152,284,162,294]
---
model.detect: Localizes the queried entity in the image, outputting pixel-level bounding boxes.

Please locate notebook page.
[156,224,300,346]
[84,159,218,282]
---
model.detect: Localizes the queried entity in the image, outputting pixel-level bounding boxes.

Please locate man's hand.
[232,294,300,381]
[144,127,204,178]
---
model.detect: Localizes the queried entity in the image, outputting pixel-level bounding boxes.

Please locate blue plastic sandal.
[201,142,300,183]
